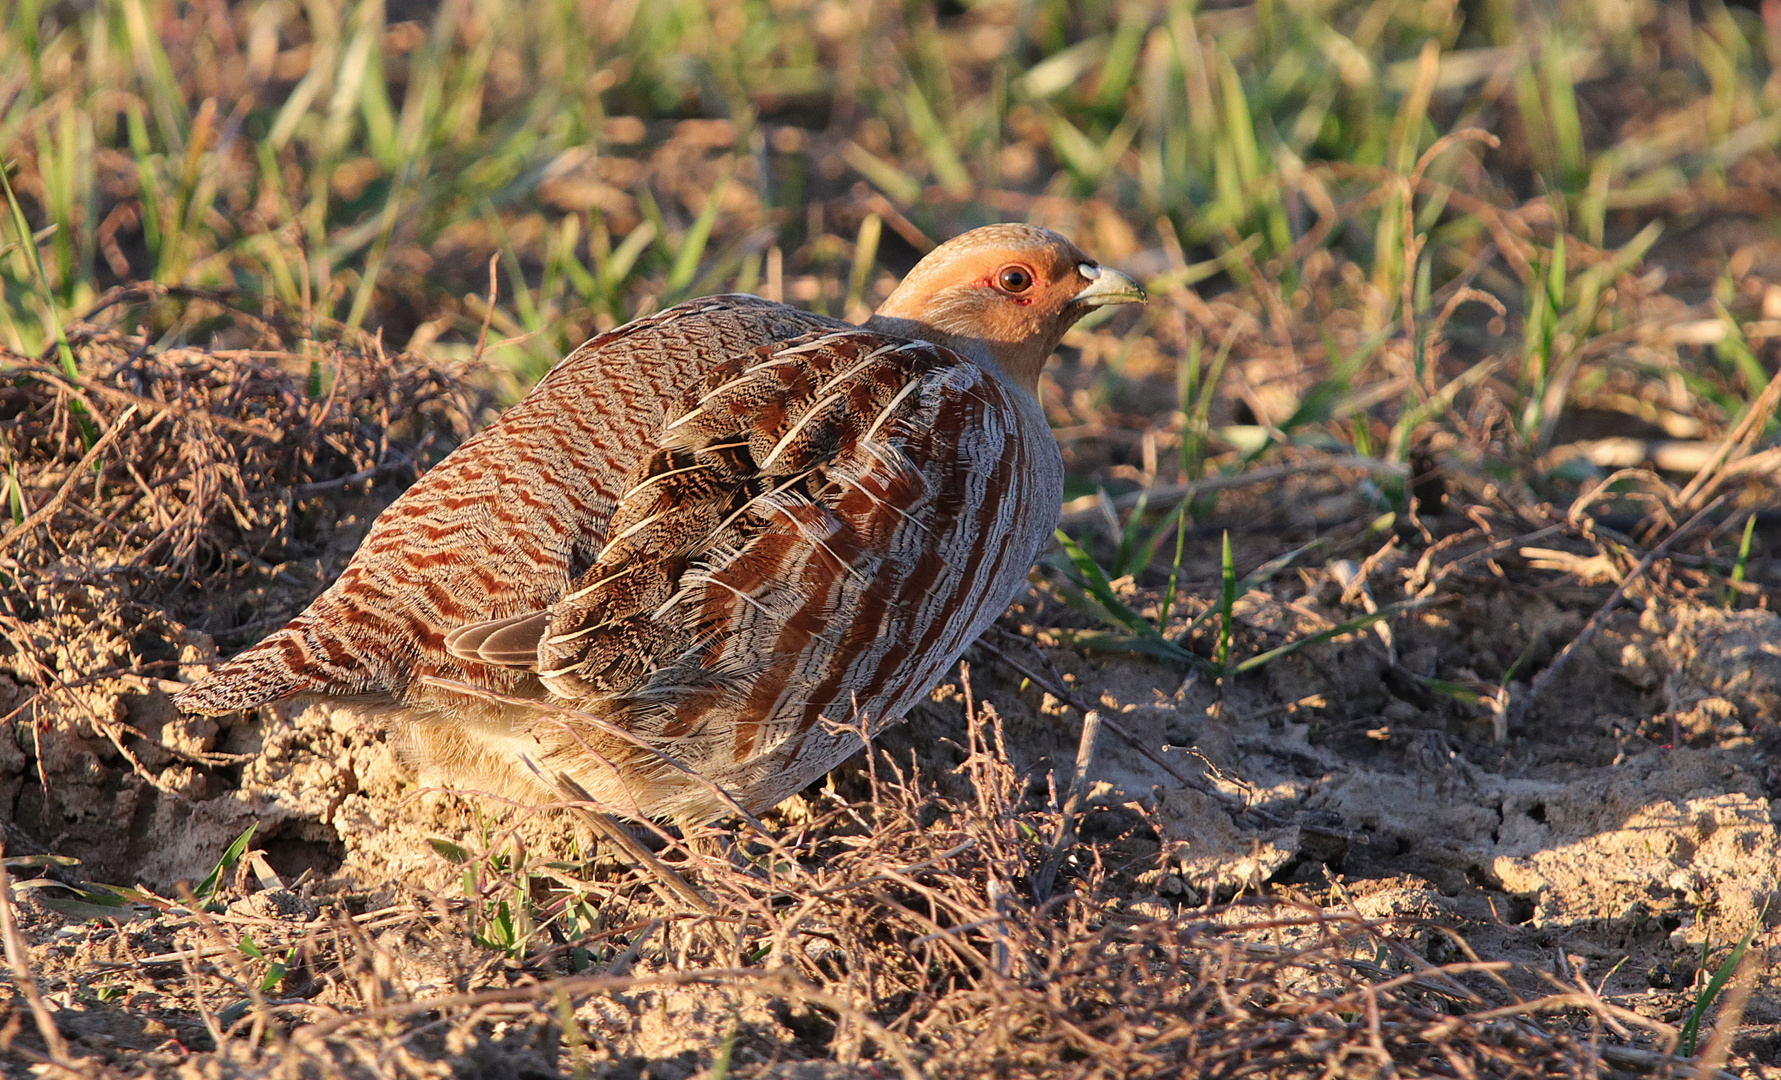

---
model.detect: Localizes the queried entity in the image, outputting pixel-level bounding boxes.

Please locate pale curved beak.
[1070,263,1147,308]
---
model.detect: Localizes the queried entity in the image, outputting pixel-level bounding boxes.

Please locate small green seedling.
[193,824,258,905]
[1725,515,1755,610]
[238,935,296,994]
[1680,897,1767,1056]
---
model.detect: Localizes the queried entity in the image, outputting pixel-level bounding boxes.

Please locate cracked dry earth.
[3,474,1780,1074]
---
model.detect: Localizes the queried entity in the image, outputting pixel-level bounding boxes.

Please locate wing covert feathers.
[524,326,1048,778]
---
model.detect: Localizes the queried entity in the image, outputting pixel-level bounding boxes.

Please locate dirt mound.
[0,290,488,890]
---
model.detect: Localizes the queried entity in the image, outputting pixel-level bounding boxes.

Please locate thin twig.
[545,770,717,916]
[975,639,1262,816]
[1604,1046,1739,1080]
[472,253,500,365]
[1676,360,1781,509]
[25,370,272,439]
[1033,710,1101,902]
[289,453,415,495]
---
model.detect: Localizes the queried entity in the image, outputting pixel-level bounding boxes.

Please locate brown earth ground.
[0,302,1777,1078]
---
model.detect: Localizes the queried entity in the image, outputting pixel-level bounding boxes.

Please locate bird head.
[865,223,1146,396]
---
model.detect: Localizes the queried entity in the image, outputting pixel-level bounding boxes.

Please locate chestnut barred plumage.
[175,224,1145,825]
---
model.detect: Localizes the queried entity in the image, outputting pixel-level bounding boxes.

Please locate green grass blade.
[429,837,473,865]
[601,221,658,299]
[358,29,401,167]
[194,824,258,902]
[1015,34,1110,100]
[1052,529,1212,671]
[1712,299,1769,396]
[1680,901,1766,1056]
[1278,378,1344,433]
[1052,529,1153,638]
[1390,360,1500,461]
[1110,487,1151,580]
[1547,232,1566,310]
[902,80,971,198]
[1045,572,1129,633]
[840,143,922,205]
[2,163,77,382]
[666,164,734,299]
[1727,514,1756,609]
[118,0,188,153]
[344,176,409,330]
[1176,538,1326,646]
[1541,36,1585,185]
[2,160,95,451]
[260,948,292,994]
[1177,332,1202,481]
[1046,628,1212,667]
[5,468,24,526]
[1156,501,1189,635]
[1093,4,1148,110]
[11,0,40,84]
[844,212,882,318]
[1414,675,1490,706]
[1215,531,1236,671]
[1181,334,1234,485]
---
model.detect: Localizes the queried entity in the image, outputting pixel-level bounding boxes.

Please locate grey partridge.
[175,224,1145,824]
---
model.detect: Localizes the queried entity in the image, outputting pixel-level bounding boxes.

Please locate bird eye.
[996,265,1034,294]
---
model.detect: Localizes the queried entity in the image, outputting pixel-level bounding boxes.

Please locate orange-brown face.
[867,224,1146,395]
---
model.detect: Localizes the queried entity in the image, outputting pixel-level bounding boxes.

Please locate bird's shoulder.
[532,294,856,391]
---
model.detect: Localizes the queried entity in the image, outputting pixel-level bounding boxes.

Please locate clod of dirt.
[1635,603,1781,747]
[1492,783,1778,946]
[1154,786,1299,894]
[574,987,816,1075]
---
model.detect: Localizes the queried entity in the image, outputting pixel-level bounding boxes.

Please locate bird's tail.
[173,600,397,715]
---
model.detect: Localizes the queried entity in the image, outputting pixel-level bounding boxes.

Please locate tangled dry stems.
[1,287,484,584]
[0,691,1735,1078]
[0,0,1776,1071]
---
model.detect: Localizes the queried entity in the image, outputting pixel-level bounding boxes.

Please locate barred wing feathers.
[446,327,1059,815]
